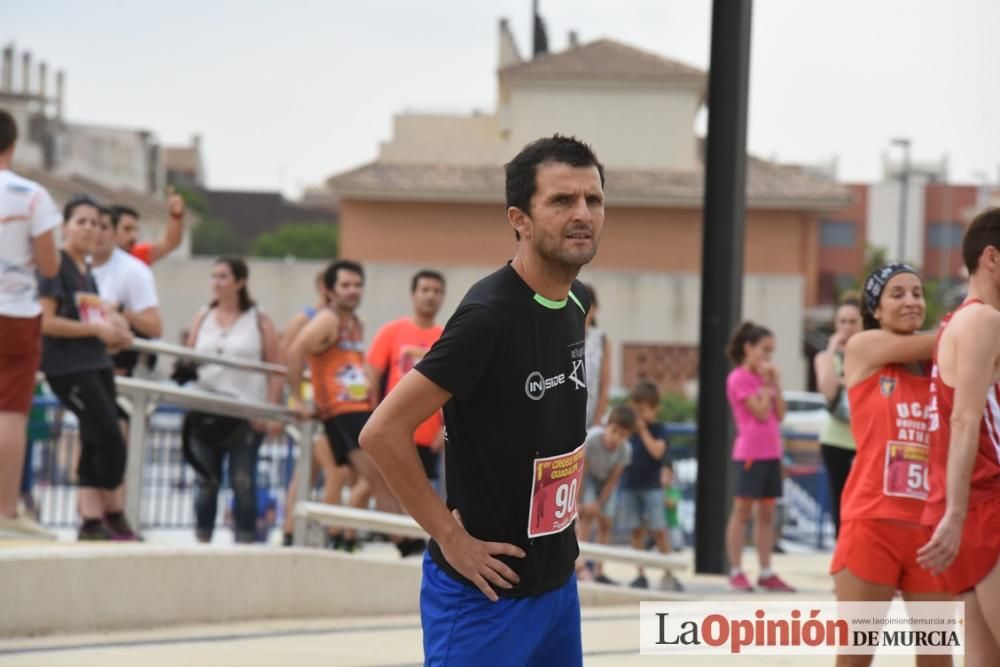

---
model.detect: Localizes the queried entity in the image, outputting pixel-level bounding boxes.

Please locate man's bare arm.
[124,306,162,339]
[918,307,1000,573]
[147,189,186,264]
[32,229,59,278]
[285,310,337,406]
[360,370,524,601]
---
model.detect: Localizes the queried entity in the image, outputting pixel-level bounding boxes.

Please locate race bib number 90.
[883,440,929,500]
[527,443,585,538]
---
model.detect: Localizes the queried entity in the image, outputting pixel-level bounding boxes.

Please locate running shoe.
[757,573,796,593]
[630,574,649,589]
[660,572,685,592]
[78,520,113,541]
[594,573,617,585]
[105,513,140,541]
[729,571,754,592]
[0,512,56,541]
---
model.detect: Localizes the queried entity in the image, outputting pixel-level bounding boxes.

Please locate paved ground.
[0,546,960,666]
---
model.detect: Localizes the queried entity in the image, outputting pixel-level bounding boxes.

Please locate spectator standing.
[577,405,636,583]
[111,189,185,265]
[0,109,60,540]
[583,284,611,427]
[367,270,447,483]
[183,257,282,544]
[724,322,794,592]
[620,381,673,589]
[814,294,863,537]
[38,195,134,539]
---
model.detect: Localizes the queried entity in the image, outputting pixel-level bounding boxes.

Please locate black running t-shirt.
[416,263,591,598]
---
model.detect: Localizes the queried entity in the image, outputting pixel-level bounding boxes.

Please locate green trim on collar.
[533,293,568,310]
[568,290,585,315]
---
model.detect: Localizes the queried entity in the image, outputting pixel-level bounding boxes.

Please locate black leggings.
[820,443,856,537]
[48,368,127,490]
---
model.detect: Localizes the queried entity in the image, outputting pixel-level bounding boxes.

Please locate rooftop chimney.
[21,51,31,94]
[568,30,579,48]
[38,61,47,98]
[55,69,65,119]
[1,45,13,91]
[532,0,549,57]
[498,18,523,68]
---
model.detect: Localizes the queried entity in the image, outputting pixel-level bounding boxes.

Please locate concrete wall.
[338,200,821,305]
[504,82,701,170]
[379,113,505,165]
[152,258,806,391]
[0,544,683,637]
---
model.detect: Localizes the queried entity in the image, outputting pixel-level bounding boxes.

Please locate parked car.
[781,390,827,437]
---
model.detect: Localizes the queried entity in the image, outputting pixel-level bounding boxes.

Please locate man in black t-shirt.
[360,135,604,666]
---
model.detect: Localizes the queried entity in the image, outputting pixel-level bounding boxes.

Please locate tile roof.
[500,39,706,84]
[325,159,850,210]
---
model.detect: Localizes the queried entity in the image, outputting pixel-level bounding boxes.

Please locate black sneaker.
[282,532,294,546]
[78,520,113,541]
[104,513,140,541]
[340,537,360,553]
[595,573,617,585]
[630,574,649,589]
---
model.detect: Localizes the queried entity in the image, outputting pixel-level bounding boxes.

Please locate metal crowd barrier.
[114,340,316,539]
[295,502,690,572]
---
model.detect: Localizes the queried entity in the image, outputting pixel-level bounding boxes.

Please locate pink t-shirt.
[726,366,783,461]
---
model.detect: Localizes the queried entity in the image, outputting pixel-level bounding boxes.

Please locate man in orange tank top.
[286,260,412,551]
[918,208,1000,662]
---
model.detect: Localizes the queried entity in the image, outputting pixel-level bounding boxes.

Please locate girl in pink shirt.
[723,322,793,593]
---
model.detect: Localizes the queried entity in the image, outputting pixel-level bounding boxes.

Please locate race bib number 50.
[883,440,929,500]
[527,443,585,538]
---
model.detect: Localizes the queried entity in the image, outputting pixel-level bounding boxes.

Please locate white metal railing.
[130,338,287,375]
[118,341,317,543]
[295,502,690,573]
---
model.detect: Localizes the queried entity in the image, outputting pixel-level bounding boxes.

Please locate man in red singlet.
[918,208,1000,662]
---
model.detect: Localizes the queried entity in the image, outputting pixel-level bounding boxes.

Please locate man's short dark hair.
[411,269,445,293]
[504,134,605,240]
[607,405,638,432]
[324,259,364,289]
[110,205,140,228]
[0,109,16,154]
[962,208,1000,275]
[629,380,660,408]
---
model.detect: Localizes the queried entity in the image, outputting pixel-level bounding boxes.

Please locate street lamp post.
[892,138,911,262]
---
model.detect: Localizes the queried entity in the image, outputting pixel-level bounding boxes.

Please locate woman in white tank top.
[183,257,281,543]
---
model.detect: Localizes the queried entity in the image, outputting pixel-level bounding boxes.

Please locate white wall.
[504,82,702,170]
[866,177,928,265]
[379,114,504,165]
[56,123,158,194]
[152,259,806,391]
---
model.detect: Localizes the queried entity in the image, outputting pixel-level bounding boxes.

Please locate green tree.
[251,222,338,259]
[191,216,245,256]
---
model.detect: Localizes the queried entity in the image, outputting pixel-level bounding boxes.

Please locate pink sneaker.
[729,571,754,592]
[757,573,796,592]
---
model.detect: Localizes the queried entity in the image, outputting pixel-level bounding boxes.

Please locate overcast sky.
[6,0,999,197]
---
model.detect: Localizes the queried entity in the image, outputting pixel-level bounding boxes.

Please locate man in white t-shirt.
[92,206,162,376]
[0,109,60,540]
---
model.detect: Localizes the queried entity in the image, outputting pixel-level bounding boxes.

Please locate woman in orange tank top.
[830,264,950,667]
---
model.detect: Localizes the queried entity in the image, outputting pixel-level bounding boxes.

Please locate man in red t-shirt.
[367,270,446,481]
[113,187,186,265]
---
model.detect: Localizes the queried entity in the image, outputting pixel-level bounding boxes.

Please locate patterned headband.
[863,262,918,315]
